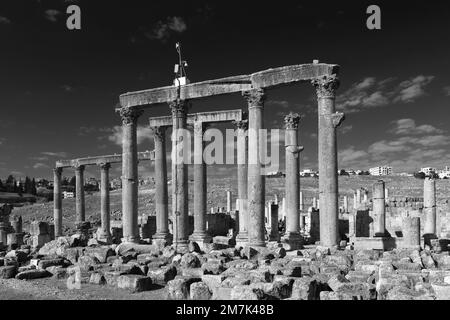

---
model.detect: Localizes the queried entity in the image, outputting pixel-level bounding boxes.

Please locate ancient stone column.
[373,180,386,237]
[312,75,344,247]
[74,164,85,223]
[424,177,437,236]
[299,191,305,231]
[170,99,190,250]
[343,196,348,214]
[312,197,317,209]
[119,107,143,243]
[53,167,63,237]
[190,121,211,244]
[98,163,111,243]
[151,126,171,244]
[402,216,421,249]
[243,89,266,247]
[363,189,368,204]
[235,120,248,244]
[281,112,303,250]
[356,189,361,207]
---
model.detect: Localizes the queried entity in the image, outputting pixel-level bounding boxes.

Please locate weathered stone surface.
[167,278,190,300]
[181,268,204,278]
[211,287,233,300]
[221,276,251,288]
[84,246,115,263]
[15,269,51,280]
[90,272,106,285]
[291,277,318,300]
[201,274,226,291]
[46,266,68,279]
[230,285,266,300]
[190,281,212,300]
[432,283,450,300]
[386,286,434,300]
[37,258,66,270]
[201,261,225,275]
[5,250,28,264]
[180,253,201,268]
[0,265,18,279]
[117,275,153,292]
[147,264,177,285]
[78,255,100,271]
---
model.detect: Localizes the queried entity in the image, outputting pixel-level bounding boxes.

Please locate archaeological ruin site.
[1,60,449,301]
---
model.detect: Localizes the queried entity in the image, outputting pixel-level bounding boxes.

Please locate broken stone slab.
[392,261,422,271]
[0,265,18,279]
[77,255,100,271]
[327,274,351,292]
[432,283,450,300]
[18,265,36,273]
[190,281,212,300]
[180,253,201,269]
[84,246,115,263]
[181,268,204,278]
[89,272,106,285]
[201,274,226,291]
[117,275,153,292]
[211,287,233,300]
[15,269,52,280]
[386,286,434,300]
[147,264,177,285]
[250,281,292,299]
[220,276,251,288]
[167,278,190,300]
[290,277,318,300]
[46,266,68,279]
[5,250,28,264]
[230,285,266,300]
[115,243,160,256]
[201,261,225,275]
[223,259,258,270]
[37,258,66,270]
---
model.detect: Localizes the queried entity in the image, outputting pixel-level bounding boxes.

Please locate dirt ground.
[0,277,167,300]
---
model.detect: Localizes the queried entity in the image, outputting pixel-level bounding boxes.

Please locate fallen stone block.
[147,264,177,285]
[5,250,28,264]
[0,265,18,279]
[167,278,190,300]
[291,277,318,300]
[224,259,258,270]
[15,269,51,280]
[220,276,251,288]
[77,255,100,271]
[84,246,115,263]
[181,267,204,278]
[117,275,153,292]
[327,274,351,292]
[89,272,106,285]
[180,253,201,269]
[230,285,266,300]
[38,258,66,270]
[386,286,434,300]
[18,265,36,273]
[201,274,226,291]
[211,287,233,300]
[201,261,225,275]
[46,266,68,279]
[190,281,212,300]
[432,283,450,300]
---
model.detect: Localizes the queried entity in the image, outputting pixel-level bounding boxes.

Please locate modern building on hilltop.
[369,166,393,176]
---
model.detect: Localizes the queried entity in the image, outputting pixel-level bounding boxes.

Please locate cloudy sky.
[0,0,449,180]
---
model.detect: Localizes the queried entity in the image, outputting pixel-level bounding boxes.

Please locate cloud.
[337,75,434,113]
[0,16,11,24]
[105,125,154,146]
[30,156,49,161]
[393,75,434,103]
[79,126,112,136]
[339,125,353,134]
[33,163,50,169]
[146,16,187,42]
[41,151,69,158]
[444,86,450,96]
[60,85,74,92]
[44,9,62,22]
[389,119,443,135]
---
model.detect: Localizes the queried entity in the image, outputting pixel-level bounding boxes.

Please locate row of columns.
[113,75,342,248]
[53,163,112,242]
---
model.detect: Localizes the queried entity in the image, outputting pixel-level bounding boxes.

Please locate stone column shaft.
[152,126,171,243]
[99,163,111,242]
[282,113,303,249]
[53,167,63,237]
[119,107,143,243]
[191,121,211,243]
[236,120,248,243]
[403,216,421,249]
[243,89,266,247]
[343,196,348,213]
[373,180,386,236]
[170,100,189,250]
[313,75,344,247]
[75,165,85,223]
[424,178,437,235]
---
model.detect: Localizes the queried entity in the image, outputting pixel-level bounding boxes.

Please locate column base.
[235,231,248,247]
[97,232,112,245]
[281,232,304,250]
[121,235,140,244]
[172,239,190,254]
[152,232,173,248]
[247,240,266,248]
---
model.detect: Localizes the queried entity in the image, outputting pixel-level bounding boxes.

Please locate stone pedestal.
[243,89,266,247]
[119,107,143,243]
[402,216,421,250]
[312,75,344,247]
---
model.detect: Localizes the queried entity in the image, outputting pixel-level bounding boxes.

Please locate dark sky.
[0,0,450,180]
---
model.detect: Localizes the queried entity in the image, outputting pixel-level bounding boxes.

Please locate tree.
[24,176,32,194]
[31,178,37,195]
[5,175,15,192]
[414,172,426,179]
[0,179,3,192]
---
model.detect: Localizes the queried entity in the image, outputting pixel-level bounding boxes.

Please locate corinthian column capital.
[118,107,144,125]
[151,126,166,141]
[169,99,190,117]
[53,167,63,176]
[233,120,248,131]
[242,89,266,106]
[74,164,85,172]
[99,162,111,170]
[284,112,302,130]
[312,75,340,99]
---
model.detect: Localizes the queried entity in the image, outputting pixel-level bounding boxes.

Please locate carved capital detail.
[242,89,266,106]
[169,99,190,117]
[74,164,85,171]
[312,75,340,99]
[53,167,63,176]
[284,112,302,130]
[151,126,166,141]
[118,107,144,125]
[233,120,248,131]
[332,112,345,128]
[99,162,111,170]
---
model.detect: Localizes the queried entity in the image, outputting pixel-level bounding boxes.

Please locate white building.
[369,166,392,176]
[62,191,74,199]
[420,167,437,176]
